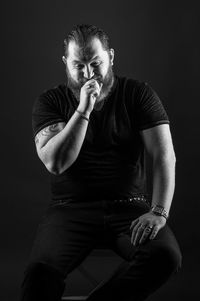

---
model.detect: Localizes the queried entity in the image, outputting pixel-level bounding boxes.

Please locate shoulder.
[39,83,67,101]
[115,75,153,106]
[116,75,143,87]
[33,83,68,109]
[115,75,148,95]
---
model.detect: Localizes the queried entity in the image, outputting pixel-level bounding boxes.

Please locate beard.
[66,64,114,103]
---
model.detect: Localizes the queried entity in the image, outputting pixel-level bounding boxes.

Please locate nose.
[83,65,94,79]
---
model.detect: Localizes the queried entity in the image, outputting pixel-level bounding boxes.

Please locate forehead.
[67,38,108,62]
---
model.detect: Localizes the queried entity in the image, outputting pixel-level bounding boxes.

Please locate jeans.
[19,196,182,301]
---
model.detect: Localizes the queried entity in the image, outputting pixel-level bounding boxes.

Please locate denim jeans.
[19,197,182,301]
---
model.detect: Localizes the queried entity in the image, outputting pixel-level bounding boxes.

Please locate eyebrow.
[72,55,101,63]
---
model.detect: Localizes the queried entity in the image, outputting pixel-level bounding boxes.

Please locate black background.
[1,0,200,300]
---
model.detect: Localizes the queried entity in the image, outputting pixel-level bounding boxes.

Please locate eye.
[91,61,101,67]
[75,64,84,70]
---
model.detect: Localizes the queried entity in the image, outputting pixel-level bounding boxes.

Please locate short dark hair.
[63,24,110,57]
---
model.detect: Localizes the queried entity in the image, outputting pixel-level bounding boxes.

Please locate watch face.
[151,206,168,219]
[152,210,162,216]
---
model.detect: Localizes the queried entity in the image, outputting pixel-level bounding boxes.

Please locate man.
[20,24,182,301]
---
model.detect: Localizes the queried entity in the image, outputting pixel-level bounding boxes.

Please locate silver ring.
[145,226,153,232]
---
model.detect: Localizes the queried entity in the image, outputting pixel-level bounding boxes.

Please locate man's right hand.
[78,79,103,114]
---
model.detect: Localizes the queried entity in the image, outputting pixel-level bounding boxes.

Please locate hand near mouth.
[78,79,103,114]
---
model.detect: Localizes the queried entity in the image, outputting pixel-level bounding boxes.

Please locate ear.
[62,56,67,65]
[109,48,114,65]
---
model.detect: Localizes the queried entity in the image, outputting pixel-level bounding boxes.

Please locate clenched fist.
[78,79,103,114]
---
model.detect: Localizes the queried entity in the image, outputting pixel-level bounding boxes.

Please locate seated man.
[19,24,182,301]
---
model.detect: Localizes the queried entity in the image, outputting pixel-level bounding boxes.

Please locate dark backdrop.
[1,0,199,300]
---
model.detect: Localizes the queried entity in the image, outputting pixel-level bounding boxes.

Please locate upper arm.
[140,124,175,159]
[34,122,66,154]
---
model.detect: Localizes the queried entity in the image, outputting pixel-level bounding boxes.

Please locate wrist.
[150,205,169,220]
[75,109,90,122]
[77,105,92,118]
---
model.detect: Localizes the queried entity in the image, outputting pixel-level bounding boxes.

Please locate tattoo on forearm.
[35,123,59,144]
[42,124,59,135]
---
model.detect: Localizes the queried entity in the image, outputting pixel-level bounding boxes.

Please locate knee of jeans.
[151,242,182,275]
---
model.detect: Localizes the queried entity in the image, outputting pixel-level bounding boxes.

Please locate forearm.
[151,153,176,214]
[42,109,90,174]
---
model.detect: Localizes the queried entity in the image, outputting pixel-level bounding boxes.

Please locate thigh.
[28,202,103,276]
[107,200,181,262]
[112,223,181,262]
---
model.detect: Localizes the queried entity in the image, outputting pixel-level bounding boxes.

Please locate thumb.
[90,93,97,103]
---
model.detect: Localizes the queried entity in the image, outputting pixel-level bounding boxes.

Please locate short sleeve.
[135,82,170,130]
[32,90,66,139]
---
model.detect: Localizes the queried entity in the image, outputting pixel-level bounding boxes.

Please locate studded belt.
[50,195,150,207]
[113,195,150,206]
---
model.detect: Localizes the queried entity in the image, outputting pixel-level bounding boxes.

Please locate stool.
[61,246,123,301]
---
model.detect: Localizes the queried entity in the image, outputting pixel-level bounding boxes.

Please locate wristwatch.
[151,205,169,220]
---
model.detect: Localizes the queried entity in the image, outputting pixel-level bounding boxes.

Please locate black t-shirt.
[32,75,169,201]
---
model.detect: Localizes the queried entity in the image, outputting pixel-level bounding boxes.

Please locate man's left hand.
[129,212,166,246]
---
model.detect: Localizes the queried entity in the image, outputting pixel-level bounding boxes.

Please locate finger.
[133,224,145,246]
[88,87,99,95]
[84,80,98,90]
[90,89,100,98]
[149,226,159,240]
[139,226,153,244]
[86,83,97,90]
[139,231,148,245]
[130,222,141,245]
[86,79,97,84]
[88,83,101,92]
[84,79,95,87]
[93,81,103,92]
[130,219,139,229]
[133,226,144,246]
[87,79,100,88]
[94,82,102,93]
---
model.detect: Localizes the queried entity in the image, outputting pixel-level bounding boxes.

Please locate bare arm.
[35,112,90,175]
[130,124,176,245]
[35,79,102,175]
[140,124,176,214]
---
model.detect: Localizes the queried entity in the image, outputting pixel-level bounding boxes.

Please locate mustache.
[79,77,103,86]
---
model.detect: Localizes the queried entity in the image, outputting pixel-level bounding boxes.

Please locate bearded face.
[63,38,115,103]
[65,61,114,102]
